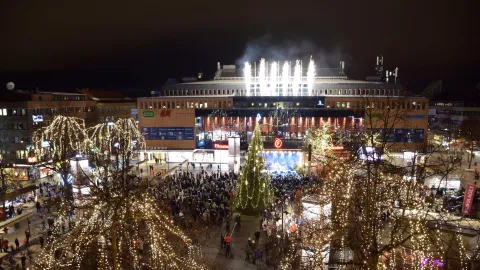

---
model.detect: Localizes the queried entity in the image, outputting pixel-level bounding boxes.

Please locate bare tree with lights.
[32,115,90,206]
[283,97,478,270]
[88,118,146,185]
[31,118,205,270]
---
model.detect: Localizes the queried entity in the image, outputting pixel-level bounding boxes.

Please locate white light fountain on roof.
[307,57,316,96]
[282,61,290,96]
[270,61,278,96]
[293,60,302,96]
[244,62,252,96]
[244,58,316,96]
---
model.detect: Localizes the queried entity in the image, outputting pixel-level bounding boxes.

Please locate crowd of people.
[149,165,319,267]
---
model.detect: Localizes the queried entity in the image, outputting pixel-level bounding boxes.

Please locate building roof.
[162,79,403,91]
[78,89,131,101]
[215,67,347,79]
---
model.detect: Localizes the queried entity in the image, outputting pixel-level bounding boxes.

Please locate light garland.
[32,180,206,269]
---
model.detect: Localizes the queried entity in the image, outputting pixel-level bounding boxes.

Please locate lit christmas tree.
[234,124,273,215]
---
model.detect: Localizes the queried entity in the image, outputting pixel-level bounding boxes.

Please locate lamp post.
[0,161,5,221]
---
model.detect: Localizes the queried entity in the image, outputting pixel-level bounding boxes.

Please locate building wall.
[138,97,234,150]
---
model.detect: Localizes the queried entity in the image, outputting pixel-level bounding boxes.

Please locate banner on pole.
[462,184,477,216]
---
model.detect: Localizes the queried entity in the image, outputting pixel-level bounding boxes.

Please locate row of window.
[140,100,232,110]
[31,107,95,114]
[0,121,51,130]
[163,88,402,97]
[140,99,426,111]
[0,136,31,144]
[329,100,426,110]
[0,108,26,116]
[51,95,87,101]
[97,106,133,113]
[436,110,480,116]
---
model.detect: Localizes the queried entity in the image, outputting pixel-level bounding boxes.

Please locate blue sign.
[406,115,426,119]
[141,127,194,140]
[367,128,425,143]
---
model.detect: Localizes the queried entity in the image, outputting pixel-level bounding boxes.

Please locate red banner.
[462,184,477,216]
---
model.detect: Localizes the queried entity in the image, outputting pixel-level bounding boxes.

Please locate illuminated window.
[204,102,207,108]
[347,102,351,108]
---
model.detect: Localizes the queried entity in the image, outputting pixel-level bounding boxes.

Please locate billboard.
[141,127,194,140]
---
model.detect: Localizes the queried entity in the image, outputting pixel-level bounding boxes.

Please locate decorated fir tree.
[234,124,273,215]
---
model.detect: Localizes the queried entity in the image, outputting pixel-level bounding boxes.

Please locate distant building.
[0,89,135,169]
[137,60,428,168]
[429,100,480,143]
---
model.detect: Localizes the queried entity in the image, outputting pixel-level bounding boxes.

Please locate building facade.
[0,89,136,180]
[137,61,429,169]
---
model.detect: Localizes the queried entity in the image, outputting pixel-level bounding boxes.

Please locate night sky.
[0,0,478,94]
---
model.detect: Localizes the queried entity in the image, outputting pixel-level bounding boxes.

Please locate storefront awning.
[4,185,38,201]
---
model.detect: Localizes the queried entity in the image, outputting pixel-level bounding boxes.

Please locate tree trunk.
[367,253,379,270]
[111,225,118,270]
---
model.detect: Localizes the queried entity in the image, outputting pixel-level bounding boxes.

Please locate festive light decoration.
[33,115,89,161]
[234,124,273,215]
[32,115,90,203]
[282,114,473,269]
[88,118,146,173]
[32,179,205,270]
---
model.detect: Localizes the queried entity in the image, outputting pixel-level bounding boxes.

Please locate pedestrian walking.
[40,236,44,249]
[205,226,210,239]
[225,234,232,258]
[25,230,30,245]
[14,238,19,250]
[220,233,225,248]
[21,253,26,268]
[255,230,261,243]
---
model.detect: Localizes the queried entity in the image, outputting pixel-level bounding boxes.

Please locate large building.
[138,59,429,171]
[0,89,136,181]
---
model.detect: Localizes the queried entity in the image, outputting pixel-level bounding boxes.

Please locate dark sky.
[0,0,479,93]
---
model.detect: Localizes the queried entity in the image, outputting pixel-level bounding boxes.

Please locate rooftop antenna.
[375,55,384,76]
[385,70,389,83]
[339,61,345,75]
[393,67,399,84]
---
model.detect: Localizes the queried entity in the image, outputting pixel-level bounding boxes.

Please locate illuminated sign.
[463,184,477,216]
[27,156,37,163]
[274,138,283,149]
[214,143,229,150]
[32,115,43,122]
[256,113,262,122]
[142,110,155,118]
